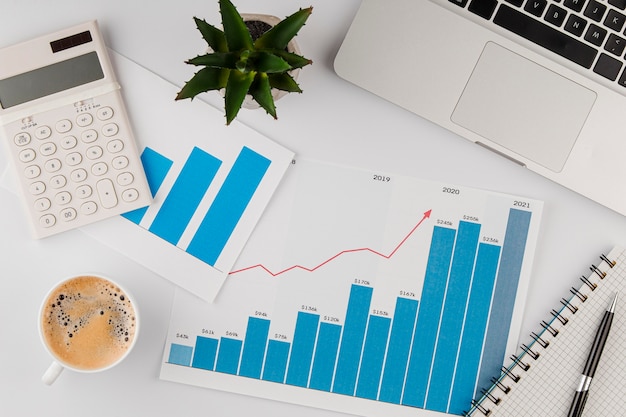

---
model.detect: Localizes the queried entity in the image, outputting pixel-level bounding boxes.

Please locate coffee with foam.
[40,275,137,371]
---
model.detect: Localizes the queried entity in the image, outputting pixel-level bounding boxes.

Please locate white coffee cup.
[38,274,139,385]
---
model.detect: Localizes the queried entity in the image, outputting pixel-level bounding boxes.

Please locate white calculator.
[0,21,151,238]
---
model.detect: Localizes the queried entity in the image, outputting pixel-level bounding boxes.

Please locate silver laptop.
[335,0,626,216]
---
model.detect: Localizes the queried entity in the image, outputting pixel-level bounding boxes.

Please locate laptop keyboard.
[445,0,626,90]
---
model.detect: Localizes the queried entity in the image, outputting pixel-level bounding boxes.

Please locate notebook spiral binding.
[464,253,617,416]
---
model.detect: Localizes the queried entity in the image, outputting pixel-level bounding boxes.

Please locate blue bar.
[448,243,501,415]
[427,221,481,412]
[149,147,221,245]
[262,340,290,383]
[215,337,243,375]
[191,336,218,370]
[402,226,456,407]
[379,297,419,404]
[239,317,270,379]
[477,208,532,393]
[122,147,173,223]
[332,284,374,395]
[187,147,271,266]
[286,312,320,387]
[168,343,193,367]
[309,322,342,392]
[356,315,391,400]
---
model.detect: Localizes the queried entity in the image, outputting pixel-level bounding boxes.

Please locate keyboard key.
[494,5,598,68]
[609,0,626,11]
[605,33,626,56]
[584,24,607,46]
[14,132,31,146]
[545,4,568,27]
[34,198,51,212]
[584,1,607,22]
[505,0,524,6]
[449,0,470,7]
[60,208,77,222]
[468,0,498,19]
[594,53,623,80]
[96,106,114,120]
[524,0,548,17]
[565,14,588,37]
[604,9,626,32]
[40,214,56,228]
[564,0,585,13]
[617,68,626,87]
[80,201,98,215]
[96,179,118,209]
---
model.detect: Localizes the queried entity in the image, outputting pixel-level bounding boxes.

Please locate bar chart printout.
[123,145,271,266]
[160,159,543,417]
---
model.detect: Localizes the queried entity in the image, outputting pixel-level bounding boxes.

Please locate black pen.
[567,293,618,417]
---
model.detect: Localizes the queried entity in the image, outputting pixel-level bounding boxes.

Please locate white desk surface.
[2,1,626,416]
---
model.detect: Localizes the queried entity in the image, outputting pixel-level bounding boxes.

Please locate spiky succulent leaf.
[268,72,302,93]
[186,52,239,69]
[255,7,313,50]
[224,70,255,124]
[220,0,254,51]
[269,49,312,69]
[249,73,276,119]
[194,17,227,52]
[250,51,291,73]
[175,67,229,100]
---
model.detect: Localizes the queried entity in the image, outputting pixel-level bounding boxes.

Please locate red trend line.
[229,209,432,277]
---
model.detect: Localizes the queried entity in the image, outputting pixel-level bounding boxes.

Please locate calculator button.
[102,123,119,137]
[24,165,41,179]
[80,201,98,215]
[96,179,118,209]
[76,113,93,127]
[117,172,134,186]
[55,119,72,133]
[61,136,78,149]
[76,185,93,198]
[60,207,77,222]
[29,181,46,195]
[14,132,31,146]
[35,125,52,139]
[66,152,82,166]
[34,198,51,211]
[19,149,36,163]
[112,156,129,170]
[40,214,56,228]
[121,188,139,202]
[86,146,103,160]
[44,159,62,173]
[92,162,109,176]
[71,168,88,183]
[107,139,124,153]
[97,106,114,120]
[50,175,67,189]
[81,129,98,143]
[55,191,72,205]
[40,142,57,156]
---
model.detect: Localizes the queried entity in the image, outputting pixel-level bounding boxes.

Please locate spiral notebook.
[466,246,626,416]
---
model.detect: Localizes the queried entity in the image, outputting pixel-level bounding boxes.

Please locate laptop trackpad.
[451,42,596,172]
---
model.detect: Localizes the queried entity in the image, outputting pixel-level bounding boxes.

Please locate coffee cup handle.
[42,361,64,385]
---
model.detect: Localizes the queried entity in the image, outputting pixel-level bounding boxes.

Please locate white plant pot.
[239,13,302,109]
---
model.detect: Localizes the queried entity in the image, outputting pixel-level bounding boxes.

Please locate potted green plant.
[176,0,313,125]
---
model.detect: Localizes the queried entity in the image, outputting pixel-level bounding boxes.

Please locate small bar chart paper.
[82,52,294,301]
[160,159,543,416]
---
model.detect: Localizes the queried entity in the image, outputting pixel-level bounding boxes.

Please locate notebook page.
[477,247,626,416]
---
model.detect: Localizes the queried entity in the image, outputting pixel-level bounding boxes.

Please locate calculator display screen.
[0,51,104,109]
